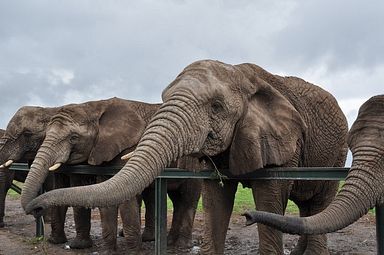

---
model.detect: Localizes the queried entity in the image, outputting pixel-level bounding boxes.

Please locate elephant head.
[242,95,384,234]
[0,106,58,167]
[0,129,4,140]
[20,97,159,210]
[25,60,307,214]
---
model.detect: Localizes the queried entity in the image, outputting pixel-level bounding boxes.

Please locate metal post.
[35,187,44,238]
[376,204,384,255]
[155,177,167,255]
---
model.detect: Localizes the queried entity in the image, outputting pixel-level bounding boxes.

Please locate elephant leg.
[47,206,68,244]
[142,186,155,241]
[201,179,237,255]
[298,180,338,255]
[119,196,142,251]
[252,179,292,255]
[99,206,118,250]
[69,207,93,249]
[167,179,201,248]
[0,169,14,228]
[68,175,94,249]
[289,202,309,255]
[41,173,56,224]
[47,173,68,244]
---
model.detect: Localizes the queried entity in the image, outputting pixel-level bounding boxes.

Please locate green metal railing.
[8,164,383,254]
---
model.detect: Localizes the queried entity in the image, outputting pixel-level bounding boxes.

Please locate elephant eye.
[70,133,80,144]
[23,130,33,138]
[211,101,224,115]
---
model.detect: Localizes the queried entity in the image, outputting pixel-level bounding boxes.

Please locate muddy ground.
[0,196,377,255]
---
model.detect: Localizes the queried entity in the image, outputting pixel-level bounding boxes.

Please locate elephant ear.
[88,103,146,165]
[229,77,306,175]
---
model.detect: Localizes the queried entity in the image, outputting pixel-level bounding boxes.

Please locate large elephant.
[25,60,348,254]
[0,106,60,230]
[20,97,201,251]
[243,95,384,237]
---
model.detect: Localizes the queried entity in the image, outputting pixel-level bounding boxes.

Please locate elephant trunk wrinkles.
[21,136,63,210]
[25,96,203,212]
[0,169,11,224]
[245,146,383,235]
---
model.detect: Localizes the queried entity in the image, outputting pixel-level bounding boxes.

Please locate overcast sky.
[1,1,383,154]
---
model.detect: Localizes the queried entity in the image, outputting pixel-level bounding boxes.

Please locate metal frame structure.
[8,164,383,254]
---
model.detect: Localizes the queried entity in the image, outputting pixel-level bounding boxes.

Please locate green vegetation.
[7,181,22,199]
[168,182,374,215]
[167,184,300,214]
[25,236,45,245]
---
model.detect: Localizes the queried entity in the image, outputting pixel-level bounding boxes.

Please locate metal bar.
[9,164,350,180]
[158,167,350,180]
[155,178,167,255]
[10,182,22,194]
[376,204,384,255]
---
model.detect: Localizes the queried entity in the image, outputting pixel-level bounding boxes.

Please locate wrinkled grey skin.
[244,95,384,237]
[0,107,65,240]
[20,97,201,251]
[26,60,348,255]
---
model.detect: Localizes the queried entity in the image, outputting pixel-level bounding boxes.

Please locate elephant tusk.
[49,163,62,171]
[0,159,14,168]
[121,152,133,161]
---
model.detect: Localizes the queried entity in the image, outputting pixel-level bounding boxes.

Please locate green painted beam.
[9,163,350,180]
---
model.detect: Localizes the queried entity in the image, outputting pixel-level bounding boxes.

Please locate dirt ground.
[0,196,377,255]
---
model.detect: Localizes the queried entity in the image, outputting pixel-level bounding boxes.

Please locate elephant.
[25,60,348,254]
[19,97,201,251]
[243,95,384,237]
[0,106,61,230]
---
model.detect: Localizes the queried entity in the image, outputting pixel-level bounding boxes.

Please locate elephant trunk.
[20,134,68,210]
[244,145,384,235]
[0,167,13,226]
[25,95,205,213]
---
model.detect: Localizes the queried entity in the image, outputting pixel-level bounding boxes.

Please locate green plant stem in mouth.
[203,152,228,187]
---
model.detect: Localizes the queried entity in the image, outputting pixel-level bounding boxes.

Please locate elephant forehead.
[165,76,235,102]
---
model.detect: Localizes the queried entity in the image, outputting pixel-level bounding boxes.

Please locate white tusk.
[1,159,14,169]
[49,163,62,171]
[4,160,13,167]
[121,152,134,161]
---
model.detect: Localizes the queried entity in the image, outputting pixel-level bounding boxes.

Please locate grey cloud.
[270,1,384,72]
[0,0,383,132]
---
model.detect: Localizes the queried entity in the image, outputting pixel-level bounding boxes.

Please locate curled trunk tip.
[243,211,309,235]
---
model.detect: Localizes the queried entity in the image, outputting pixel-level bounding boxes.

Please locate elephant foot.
[302,235,329,255]
[98,249,124,255]
[290,248,305,255]
[302,248,330,255]
[126,242,142,253]
[69,236,93,249]
[47,234,67,244]
[141,229,155,242]
[167,233,192,249]
[290,238,307,255]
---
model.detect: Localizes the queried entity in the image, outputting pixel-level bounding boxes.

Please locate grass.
[167,183,300,214]
[7,181,21,199]
[167,182,375,215]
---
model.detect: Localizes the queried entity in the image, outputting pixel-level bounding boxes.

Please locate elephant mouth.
[201,131,225,156]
